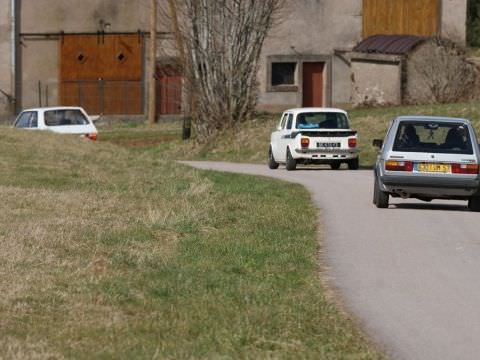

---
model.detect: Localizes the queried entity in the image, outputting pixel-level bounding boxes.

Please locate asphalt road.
[181,161,480,360]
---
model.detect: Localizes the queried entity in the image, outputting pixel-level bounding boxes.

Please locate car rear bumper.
[380,174,480,197]
[294,148,358,160]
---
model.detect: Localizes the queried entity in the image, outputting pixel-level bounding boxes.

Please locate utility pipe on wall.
[10,0,16,114]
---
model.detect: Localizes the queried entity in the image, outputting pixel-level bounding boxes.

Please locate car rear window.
[296,112,349,129]
[393,121,473,154]
[44,109,89,126]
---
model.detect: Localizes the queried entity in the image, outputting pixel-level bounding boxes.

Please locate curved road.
[182,161,480,360]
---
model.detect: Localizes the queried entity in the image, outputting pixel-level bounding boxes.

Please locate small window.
[272,62,296,86]
[30,112,38,128]
[117,52,126,62]
[77,53,87,63]
[286,114,293,130]
[14,112,37,128]
[280,113,288,129]
[44,109,89,126]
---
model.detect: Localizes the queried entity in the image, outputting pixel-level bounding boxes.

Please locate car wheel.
[348,157,359,170]
[286,148,297,171]
[468,196,480,212]
[268,146,280,169]
[330,162,341,170]
[374,175,389,208]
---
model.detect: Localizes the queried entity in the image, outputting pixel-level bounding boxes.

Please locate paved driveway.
[182,161,480,360]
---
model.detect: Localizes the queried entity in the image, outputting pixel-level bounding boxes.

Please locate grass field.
[118,101,480,167]
[0,128,384,358]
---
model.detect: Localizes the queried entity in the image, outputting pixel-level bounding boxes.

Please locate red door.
[302,62,324,107]
[156,65,183,115]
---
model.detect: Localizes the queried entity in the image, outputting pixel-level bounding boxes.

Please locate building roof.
[353,35,428,55]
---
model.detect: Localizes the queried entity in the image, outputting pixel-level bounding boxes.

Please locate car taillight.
[301,137,310,148]
[452,163,479,174]
[86,133,97,141]
[348,138,357,148]
[385,160,413,172]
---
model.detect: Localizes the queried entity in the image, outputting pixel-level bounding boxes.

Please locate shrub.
[405,37,479,104]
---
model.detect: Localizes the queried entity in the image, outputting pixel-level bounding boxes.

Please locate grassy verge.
[0,129,383,358]
[133,102,480,167]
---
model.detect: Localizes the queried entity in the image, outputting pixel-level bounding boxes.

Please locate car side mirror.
[372,139,383,148]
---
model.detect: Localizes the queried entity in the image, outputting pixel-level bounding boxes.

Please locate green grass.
[0,129,383,358]
[147,102,480,167]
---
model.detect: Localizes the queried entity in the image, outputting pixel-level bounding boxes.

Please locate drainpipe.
[11,0,21,114]
[10,0,16,114]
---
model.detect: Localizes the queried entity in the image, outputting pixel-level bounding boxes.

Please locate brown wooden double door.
[60,34,143,114]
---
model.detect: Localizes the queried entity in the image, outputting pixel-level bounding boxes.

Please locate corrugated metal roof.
[353,35,428,55]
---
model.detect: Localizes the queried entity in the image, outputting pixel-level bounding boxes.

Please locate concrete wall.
[441,0,467,44]
[20,0,150,33]
[351,54,402,106]
[20,40,58,109]
[332,52,353,106]
[258,0,362,110]
[0,0,13,119]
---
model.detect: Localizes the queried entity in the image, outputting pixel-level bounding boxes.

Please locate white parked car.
[13,106,98,141]
[269,108,359,170]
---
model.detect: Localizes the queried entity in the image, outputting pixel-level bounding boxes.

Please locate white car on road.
[13,106,98,141]
[268,108,359,170]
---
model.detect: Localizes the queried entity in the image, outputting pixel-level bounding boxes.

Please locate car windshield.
[296,112,349,129]
[44,109,89,126]
[393,121,473,154]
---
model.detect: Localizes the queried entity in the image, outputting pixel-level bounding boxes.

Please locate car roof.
[20,106,86,113]
[394,115,471,125]
[284,107,348,115]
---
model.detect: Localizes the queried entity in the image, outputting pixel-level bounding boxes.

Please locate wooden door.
[363,0,439,38]
[302,62,324,107]
[60,34,143,114]
[156,65,183,115]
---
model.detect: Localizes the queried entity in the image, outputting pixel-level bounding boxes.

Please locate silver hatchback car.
[373,116,480,211]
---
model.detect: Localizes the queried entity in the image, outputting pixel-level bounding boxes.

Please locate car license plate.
[317,142,340,148]
[416,163,451,173]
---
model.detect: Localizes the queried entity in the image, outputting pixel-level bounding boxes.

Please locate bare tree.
[406,37,479,104]
[168,0,284,141]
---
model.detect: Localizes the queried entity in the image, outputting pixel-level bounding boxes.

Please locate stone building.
[260,0,467,111]
[0,0,468,120]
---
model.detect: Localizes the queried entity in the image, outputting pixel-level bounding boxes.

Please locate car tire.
[268,146,280,169]
[374,175,389,208]
[468,196,480,212]
[348,157,359,170]
[330,162,341,170]
[286,148,297,171]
